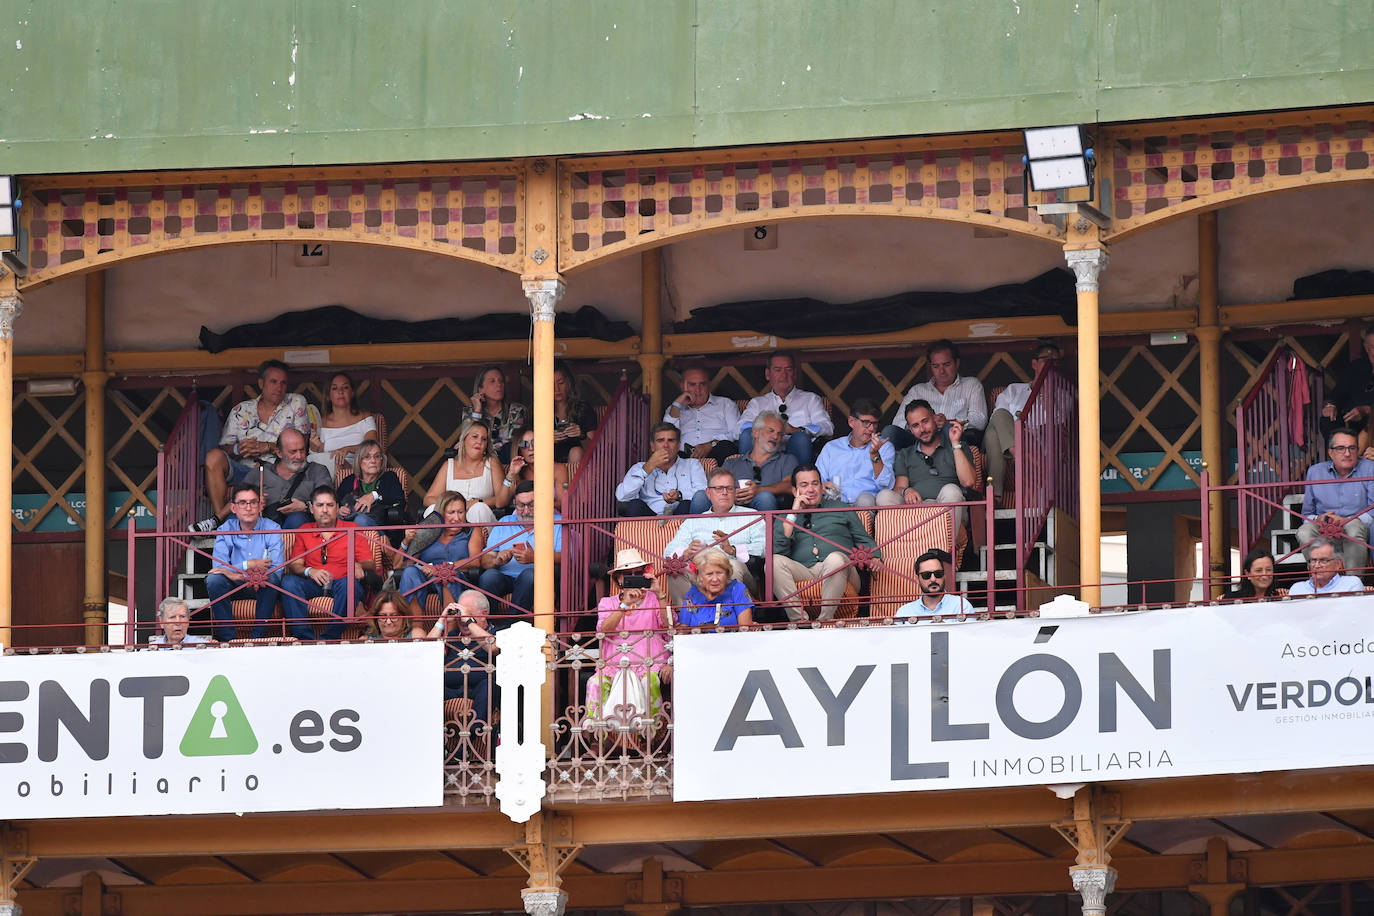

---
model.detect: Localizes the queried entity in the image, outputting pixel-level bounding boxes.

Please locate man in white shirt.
[887,339,988,450]
[1288,537,1366,595]
[983,342,1062,494]
[738,350,834,465]
[664,363,741,463]
[815,399,895,507]
[663,468,764,605]
[895,549,975,620]
[615,424,708,517]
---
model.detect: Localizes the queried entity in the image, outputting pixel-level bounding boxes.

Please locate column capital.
[1069,865,1117,916]
[0,293,22,341]
[521,889,568,916]
[1063,247,1109,294]
[522,277,567,323]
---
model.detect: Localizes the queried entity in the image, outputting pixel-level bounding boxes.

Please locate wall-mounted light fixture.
[1022,125,1109,229]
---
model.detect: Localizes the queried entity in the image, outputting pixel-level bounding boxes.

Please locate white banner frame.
[673,597,1374,802]
[0,642,444,818]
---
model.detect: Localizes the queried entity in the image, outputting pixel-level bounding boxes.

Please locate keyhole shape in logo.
[179,675,259,757]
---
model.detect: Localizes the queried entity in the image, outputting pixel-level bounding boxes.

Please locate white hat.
[611,548,652,573]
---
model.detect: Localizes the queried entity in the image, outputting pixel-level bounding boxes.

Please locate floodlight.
[1023,125,1087,160]
[1028,157,1090,192]
[0,177,15,245]
[0,177,12,207]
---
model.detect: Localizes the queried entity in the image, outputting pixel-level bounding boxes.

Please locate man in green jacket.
[771,465,880,622]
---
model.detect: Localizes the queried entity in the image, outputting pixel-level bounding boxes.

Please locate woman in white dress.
[424,417,512,525]
[308,372,378,474]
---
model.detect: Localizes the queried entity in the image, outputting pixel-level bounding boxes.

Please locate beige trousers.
[772,553,859,621]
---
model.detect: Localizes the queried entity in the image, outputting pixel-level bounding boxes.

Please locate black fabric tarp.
[1290,268,1374,301]
[671,268,1078,336]
[199,304,634,353]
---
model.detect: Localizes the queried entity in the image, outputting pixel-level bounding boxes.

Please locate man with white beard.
[260,427,333,529]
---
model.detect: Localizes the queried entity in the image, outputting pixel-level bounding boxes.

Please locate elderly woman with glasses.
[675,547,753,628]
[337,440,409,545]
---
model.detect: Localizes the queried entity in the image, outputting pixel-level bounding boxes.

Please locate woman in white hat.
[584,548,671,727]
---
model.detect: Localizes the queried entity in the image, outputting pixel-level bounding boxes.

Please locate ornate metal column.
[1054,786,1129,916]
[506,813,582,916]
[1197,211,1225,596]
[1064,230,1109,607]
[0,827,36,916]
[84,271,108,645]
[638,249,665,419]
[0,283,22,640]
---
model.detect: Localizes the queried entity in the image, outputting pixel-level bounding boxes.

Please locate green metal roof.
[1,0,1370,175]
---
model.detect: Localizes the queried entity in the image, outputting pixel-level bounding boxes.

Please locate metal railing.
[1234,346,1323,553]
[1013,362,1077,608]
[1201,467,1374,595]
[155,392,209,603]
[559,378,650,630]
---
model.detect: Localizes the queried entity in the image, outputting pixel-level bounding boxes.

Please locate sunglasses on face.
[918,569,943,580]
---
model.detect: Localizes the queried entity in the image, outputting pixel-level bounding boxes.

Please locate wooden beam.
[13,842,1374,916]
[21,810,524,858]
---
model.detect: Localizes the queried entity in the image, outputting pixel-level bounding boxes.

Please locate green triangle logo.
[179,675,259,757]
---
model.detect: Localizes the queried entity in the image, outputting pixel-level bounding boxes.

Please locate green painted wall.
[1,0,1371,175]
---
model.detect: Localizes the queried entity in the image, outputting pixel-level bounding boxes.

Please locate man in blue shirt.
[1297,427,1374,575]
[1288,537,1366,595]
[815,399,895,506]
[615,424,708,516]
[207,482,286,641]
[895,549,975,620]
[478,481,561,626]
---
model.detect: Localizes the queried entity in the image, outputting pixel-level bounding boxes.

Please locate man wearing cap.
[479,481,561,624]
[771,465,880,622]
[894,549,975,620]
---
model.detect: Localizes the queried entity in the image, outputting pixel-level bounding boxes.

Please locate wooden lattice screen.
[11,327,1358,532]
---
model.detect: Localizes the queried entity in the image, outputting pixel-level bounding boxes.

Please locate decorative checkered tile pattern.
[23,174,523,284]
[1109,109,1373,234]
[560,138,1058,269]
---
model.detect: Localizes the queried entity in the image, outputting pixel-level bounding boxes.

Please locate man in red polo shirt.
[282,485,371,640]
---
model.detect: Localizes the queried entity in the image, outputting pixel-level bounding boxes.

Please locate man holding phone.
[885,339,988,449]
[815,399,894,506]
[663,468,765,606]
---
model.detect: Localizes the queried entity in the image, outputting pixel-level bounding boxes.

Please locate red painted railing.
[153,392,208,608]
[1013,362,1077,608]
[1235,347,1322,553]
[559,378,650,629]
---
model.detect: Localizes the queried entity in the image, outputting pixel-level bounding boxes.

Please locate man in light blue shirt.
[1297,427,1374,575]
[895,549,975,620]
[815,399,895,507]
[1288,537,1366,596]
[615,424,708,516]
[664,468,766,605]
[207,482,285,641]
[479,482,561,626]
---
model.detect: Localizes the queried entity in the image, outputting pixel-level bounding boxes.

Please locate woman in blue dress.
[676,548,754,628]
[397,491,481,620]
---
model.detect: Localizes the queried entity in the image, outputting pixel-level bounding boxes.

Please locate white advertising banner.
[673,597,1374,802]
[0,642,444,818]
